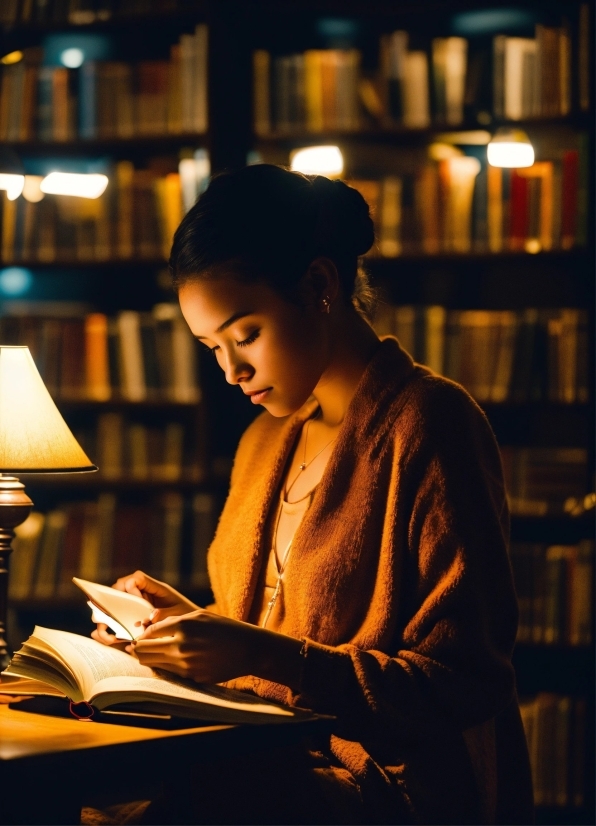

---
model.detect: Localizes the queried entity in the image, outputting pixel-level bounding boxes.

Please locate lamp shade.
[0,346,97,472]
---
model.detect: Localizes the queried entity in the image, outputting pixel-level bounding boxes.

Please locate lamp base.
[0,476,33,670]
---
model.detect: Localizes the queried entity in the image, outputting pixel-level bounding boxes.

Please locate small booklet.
[72,577,153,641]
[3,626,296,724]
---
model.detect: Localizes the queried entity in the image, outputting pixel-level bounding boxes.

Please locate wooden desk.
[0,705,330,825]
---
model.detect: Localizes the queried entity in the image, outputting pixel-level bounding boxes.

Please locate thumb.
[147,605,181,624]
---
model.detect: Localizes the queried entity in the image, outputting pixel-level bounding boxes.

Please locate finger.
[134,637,179,653]
[138,616,180,640]
[92,625,118,645]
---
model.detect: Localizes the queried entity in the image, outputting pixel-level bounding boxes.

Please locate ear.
[300,257,340,308]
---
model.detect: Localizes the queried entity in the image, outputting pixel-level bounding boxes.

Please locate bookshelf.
[1,1,594,822]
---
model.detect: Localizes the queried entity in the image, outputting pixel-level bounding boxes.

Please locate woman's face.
[179,275,329,417]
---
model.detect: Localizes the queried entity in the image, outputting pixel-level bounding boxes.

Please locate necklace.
[285,411,338,498]
[260,496,294,629]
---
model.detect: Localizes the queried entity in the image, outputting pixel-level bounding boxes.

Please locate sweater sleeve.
[294,381,518,743]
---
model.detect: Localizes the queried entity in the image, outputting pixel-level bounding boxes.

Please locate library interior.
[0,0,593,824]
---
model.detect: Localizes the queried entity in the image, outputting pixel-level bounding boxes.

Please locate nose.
[223,350,253,386]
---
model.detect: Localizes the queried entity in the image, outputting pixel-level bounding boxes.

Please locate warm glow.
[290,146,344,177]
[0,347,97,472]
[0,174,25,200]
[487,129,535,168]
[40,172,109,199]
[22,176,45,203]
[1,51,23,65]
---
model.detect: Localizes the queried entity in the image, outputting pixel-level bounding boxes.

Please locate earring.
[321,297,331,314]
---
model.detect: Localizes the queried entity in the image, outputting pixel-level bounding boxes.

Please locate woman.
[91,165,533,825]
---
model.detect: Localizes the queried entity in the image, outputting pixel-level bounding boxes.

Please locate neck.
[312,308,380,428]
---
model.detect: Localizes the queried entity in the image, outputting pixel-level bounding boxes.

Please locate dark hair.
[169,164,376,317]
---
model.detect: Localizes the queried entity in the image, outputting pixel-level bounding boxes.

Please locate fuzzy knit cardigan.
[207,337,534,825]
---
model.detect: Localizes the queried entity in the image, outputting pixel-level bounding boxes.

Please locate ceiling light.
[487,128,534,168]
[40,172,109,198]
[290,145,344,177]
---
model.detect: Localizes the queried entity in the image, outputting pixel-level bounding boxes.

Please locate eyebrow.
[195,310,254,340]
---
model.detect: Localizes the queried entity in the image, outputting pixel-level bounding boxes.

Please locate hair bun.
[310,176,374,257]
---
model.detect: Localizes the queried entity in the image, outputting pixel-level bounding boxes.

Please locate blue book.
[36,66,54,141]
[79,61,98,139]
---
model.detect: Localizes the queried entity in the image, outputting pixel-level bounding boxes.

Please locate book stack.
[253,49,362,135]
[9,492,218,599]
[255,8,591,135]
[0,0,194,26]
[1,160,185,263]
[520,693,586,807]
[0,304,201,403]
[373,305,589,404]
[500,447,589,516]
[347,141,588,257]
[0,26,207,142]
[511,541,594,645]
[494,25,572,120]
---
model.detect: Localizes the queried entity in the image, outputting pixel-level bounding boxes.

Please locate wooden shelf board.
[19,475,225,492]
[0,6,207,36]
[256,114,591,148]
[4,134,207,156]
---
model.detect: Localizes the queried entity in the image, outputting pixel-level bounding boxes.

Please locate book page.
[90,674,294,721]
[72,577,153,640]
[31,627,154,699]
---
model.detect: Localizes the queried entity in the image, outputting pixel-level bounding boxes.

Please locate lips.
[244,388,271,404]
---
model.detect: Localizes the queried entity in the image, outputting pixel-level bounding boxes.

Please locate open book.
[3,626,296,724]
[72,577,153,641]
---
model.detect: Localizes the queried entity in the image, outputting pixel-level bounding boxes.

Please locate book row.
[9,491,218,600]
[511,541,593,646]
[253,12,590,135]
[348,145,588,258]
[73,412,203,482]
[500,448,589,517]
[1,160,186,263]
[0,0,187,26]
[374,306,589,405]
[519,693,587,808]
[0,25,207,142]
[0,305,200,402]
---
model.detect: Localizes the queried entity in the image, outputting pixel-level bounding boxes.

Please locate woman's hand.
[91,571,200,648]
[130,610,303,688]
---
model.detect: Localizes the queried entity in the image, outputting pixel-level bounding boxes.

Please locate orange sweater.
[208,337,533,825]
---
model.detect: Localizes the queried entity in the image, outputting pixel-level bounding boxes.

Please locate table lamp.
[0,346,97,668]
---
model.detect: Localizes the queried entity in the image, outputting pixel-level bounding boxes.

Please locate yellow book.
[304,50,324,132]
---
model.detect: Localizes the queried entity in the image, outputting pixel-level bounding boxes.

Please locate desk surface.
[0,704,231,762]
[0,704,331,825]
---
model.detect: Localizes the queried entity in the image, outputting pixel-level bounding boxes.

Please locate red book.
[509,170,529,251]
[561,149,579,249]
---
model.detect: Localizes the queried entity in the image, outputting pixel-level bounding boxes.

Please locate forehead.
[178,276,278,334]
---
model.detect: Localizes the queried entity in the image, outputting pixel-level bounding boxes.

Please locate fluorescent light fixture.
[290,145,344,177]
[0,51,23,65]
[22,176,45,203]
[487,128,534,168]
[60,47,85,68]
[40,172,109,198]
[0,174,25,200]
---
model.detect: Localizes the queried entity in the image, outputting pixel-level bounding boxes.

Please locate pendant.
[299,463,306,471]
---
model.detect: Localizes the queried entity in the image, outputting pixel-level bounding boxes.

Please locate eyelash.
[202,329,260,355]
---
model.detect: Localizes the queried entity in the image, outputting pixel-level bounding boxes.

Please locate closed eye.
[237,330,260,348]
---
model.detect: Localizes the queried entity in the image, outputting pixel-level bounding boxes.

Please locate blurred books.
[374,305,589,405]
[9,491,217,599]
